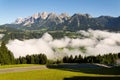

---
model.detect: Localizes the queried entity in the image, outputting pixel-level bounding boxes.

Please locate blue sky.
[0,0,120,25]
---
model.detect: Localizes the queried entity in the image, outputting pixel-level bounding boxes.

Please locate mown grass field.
[0,64,41,69]
[0,64,120,80]
[0,69,107,80]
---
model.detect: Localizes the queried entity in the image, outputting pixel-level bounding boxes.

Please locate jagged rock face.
[14,12,70,26]
[40,12,48,19]
[32,13,39,19]
[11,12,120,31]
[14,12,68,26]
[14,17,25,24]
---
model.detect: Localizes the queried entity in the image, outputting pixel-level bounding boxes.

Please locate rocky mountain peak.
[47,12,58,19]
[72,13,92,18]
[39,12,48,19]
[14,17,24,24]
[14,12,71,25]
[12,12,120,31]
[32,13,39,19]
[59,13,69,18]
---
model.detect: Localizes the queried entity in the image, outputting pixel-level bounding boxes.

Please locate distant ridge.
[4,12,120,31]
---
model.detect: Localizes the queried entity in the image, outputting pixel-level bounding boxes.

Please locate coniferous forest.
[0,41,14,65]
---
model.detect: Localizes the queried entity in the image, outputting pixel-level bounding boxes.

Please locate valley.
[0,0,120,79]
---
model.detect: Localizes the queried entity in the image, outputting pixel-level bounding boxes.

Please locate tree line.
[63,53,120,64]
[15,54,47,64]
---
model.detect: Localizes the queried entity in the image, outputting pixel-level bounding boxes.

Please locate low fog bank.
[6,29,120,59]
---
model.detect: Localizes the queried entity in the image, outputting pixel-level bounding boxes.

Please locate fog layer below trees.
[6,29,120,59]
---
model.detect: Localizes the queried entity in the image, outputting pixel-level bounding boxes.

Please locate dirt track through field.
[0,66,47,74]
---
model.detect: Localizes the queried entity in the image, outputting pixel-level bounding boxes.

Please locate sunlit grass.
[0,64,42,69]
[0,64,120,80]
[0,68,120,80]
[0,69,105,80]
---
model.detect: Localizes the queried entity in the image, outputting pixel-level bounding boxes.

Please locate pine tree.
[40,54,47,64]
[30,55,35,64]
[26,55,31,64]
[0,41,15,65]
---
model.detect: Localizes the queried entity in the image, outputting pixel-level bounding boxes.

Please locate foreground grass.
[0,69,105,80]
[0,68,120,80]
[0,64,120,80]
[0,64,41,69]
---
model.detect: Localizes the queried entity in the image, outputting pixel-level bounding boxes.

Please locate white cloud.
[6,29,120,59]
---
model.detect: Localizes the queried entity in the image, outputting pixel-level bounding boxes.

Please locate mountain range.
[4,12,120,31]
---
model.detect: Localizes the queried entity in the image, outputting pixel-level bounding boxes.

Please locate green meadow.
[0,64,41,69]
[0,69,109,80]
[0,64,120,80]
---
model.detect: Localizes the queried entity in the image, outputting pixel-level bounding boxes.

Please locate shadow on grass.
[64,76,120,80]
[46,64,120,75]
